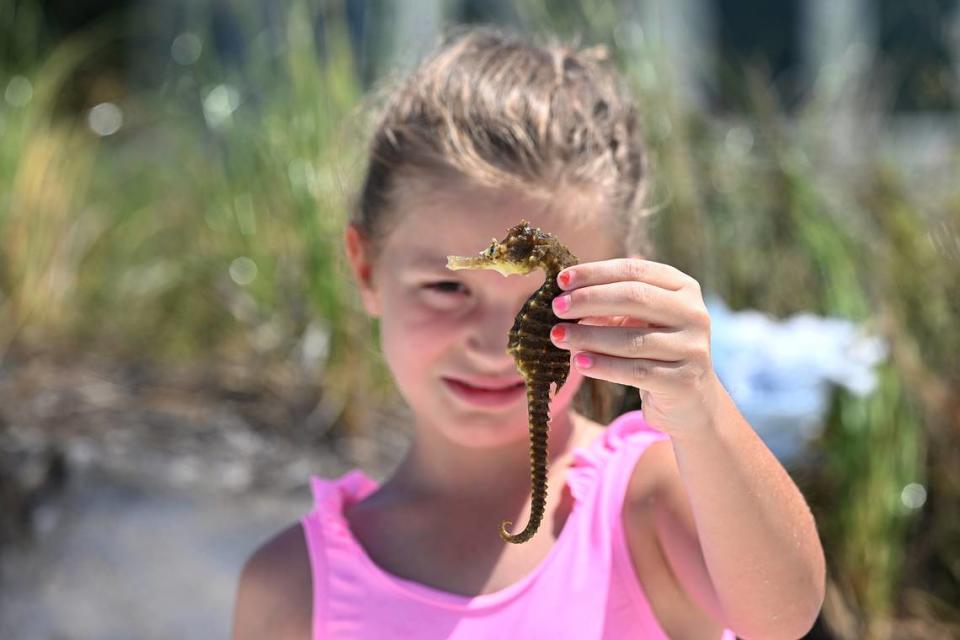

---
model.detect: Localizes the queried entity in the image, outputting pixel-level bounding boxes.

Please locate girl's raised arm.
[551,258,826,638]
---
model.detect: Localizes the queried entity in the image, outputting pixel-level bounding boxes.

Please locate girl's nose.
[467,320,512,356]
[466,304,518,362]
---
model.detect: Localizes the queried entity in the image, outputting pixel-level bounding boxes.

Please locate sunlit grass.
[1,3,106,353]
[4,1,394,432]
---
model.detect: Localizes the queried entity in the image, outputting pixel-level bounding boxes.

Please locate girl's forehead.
[386,181,621,265]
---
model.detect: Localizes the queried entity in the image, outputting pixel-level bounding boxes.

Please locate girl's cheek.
[398,303,465,331]
[384,309,460,356]
[381,323,436,378]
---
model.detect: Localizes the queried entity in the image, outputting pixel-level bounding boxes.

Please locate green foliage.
[1,0,394,422]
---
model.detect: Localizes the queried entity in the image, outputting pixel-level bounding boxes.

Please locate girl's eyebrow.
[406,254,450,271]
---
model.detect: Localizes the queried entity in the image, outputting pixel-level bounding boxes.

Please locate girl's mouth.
[443,377,526,408]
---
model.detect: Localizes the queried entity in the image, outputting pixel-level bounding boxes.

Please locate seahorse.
[447,219,579,544]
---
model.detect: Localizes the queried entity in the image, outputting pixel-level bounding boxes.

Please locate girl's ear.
[344,223,382,317]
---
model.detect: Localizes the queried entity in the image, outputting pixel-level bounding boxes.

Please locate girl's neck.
[384,409,586,508]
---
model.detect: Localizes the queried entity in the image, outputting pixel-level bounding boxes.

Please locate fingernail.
[558,271,572,288]
[551,324,567,343]
[574,353,593,369]
[553,295,571,313]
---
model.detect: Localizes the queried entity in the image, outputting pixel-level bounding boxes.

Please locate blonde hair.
[350,25,654,424]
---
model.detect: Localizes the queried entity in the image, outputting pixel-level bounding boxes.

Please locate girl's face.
[345,179,621,450]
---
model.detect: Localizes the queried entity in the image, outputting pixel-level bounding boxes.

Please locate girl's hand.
[550,258,721,438]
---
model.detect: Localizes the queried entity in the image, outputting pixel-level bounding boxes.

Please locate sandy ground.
[0,354,410,640]
[1,468,309,639]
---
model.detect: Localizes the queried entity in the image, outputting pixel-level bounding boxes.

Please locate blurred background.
[1,1,958,638]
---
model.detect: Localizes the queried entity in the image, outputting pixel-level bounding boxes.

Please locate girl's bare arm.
[632,376,825,640]
[550,258,825,638]
[230,523,312,640]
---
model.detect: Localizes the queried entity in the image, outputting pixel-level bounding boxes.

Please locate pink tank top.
[300,410,736,639]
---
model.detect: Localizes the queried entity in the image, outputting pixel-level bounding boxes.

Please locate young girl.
[231,26,825,640]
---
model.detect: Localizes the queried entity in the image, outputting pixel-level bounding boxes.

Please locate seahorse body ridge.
[447,219,579,544]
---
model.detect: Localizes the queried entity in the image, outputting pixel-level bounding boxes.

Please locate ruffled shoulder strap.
[300,469,377,639]
[567,409,669,504]
[308,468,378,512]
[601,409,669,451]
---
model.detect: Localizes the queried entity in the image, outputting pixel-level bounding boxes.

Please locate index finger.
[557,258,691,292]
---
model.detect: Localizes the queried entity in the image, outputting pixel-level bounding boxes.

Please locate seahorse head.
[446,220,546,277]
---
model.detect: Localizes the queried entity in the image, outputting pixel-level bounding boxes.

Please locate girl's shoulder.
[624,434,678,505]
[577,409,671,497]
[614,419,732,638]
[231,522,312,640]
[611,409,689,528]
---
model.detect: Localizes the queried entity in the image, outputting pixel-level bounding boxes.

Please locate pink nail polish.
[574,353,593,369]
[553,295,570,313]
[551,325,567,343]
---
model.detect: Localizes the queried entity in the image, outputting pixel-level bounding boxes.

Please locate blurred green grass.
[2,1,959,637]
[2,0,394,430]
